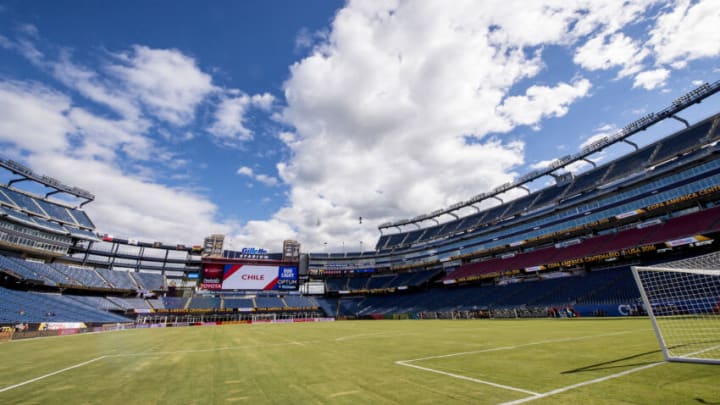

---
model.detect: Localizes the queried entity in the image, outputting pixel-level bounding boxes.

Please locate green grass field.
[0,318,718,404]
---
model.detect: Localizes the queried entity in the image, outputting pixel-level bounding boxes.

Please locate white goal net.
[632,252,720,364]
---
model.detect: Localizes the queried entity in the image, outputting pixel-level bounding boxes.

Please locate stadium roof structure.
[0,158,95,207]
[379,80,720,232]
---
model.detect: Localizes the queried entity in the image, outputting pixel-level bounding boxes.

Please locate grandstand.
[1,82,720,331]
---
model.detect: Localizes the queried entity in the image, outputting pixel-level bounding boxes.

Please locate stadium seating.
[69,209,95,229]
[51,263,107,288]
[602,147,655,184]
[187,296,221,310]
[162,297,188,310]
[255,296,285,309]
[94,268,137,290]
[314,297,339,317]
[32,199,76,224]
[283,295,318,308]
[0,188,46,216]
[223,297,254,310]
[107,297,151,310]
[131,272,164,291]
[563,166,610,198]
[649,120,713,165]
[0,286,130,323]
[0,256,55,285]
[443,205,720,283]
[325,277,348,292]
[147,298,165,310]
[338,267,641,317]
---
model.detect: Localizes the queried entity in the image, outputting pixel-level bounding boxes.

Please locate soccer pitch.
[0,319,718,404]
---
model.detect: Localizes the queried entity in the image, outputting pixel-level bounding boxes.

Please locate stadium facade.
[2,82,720,334]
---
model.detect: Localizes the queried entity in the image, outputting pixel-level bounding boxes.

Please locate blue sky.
[0,0,718,253]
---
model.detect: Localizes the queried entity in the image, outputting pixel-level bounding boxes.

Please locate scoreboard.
[221,264,298,290]
[200,259,298,291]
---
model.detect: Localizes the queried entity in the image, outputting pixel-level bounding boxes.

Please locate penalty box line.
[0,356,107,394]
[498,361,664,405]
[394,331,660,403]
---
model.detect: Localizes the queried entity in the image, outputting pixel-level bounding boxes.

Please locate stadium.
[0,79,718,403]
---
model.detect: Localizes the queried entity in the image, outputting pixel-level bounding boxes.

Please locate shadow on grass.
[694,398,720,404]
[561,349,663,374]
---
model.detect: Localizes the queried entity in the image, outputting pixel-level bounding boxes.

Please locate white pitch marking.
[396,361,540,397]
[0,356,107,394]
[679,343,720,359]
[394,330,659,402]
[328,390,360,398]
[498,361,664,405]
[399,331,632,363]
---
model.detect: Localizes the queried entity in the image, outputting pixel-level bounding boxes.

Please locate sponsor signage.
[223,248,271,260]
[616,209,643,220]
[665,235,711,247]
[201,264,224,289]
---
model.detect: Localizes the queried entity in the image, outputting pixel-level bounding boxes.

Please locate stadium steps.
[47,265,84,286]
[7,258,59,286]
[184,296,193,310]
[127,273,141,289]
[94,271,112,289]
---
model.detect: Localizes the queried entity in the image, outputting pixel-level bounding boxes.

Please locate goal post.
[251,313,277,322]
[632,263,720,364]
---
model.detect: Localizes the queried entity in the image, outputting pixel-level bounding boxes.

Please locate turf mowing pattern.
[0,318,718,404]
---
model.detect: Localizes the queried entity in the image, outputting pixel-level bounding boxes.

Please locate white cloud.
[52,52,142,120]
[108,45,215,126]
[237,166,253,177]
[573,33,648,77]
[647,0,720,66]
[67,107,152,161]
[498,79,592,126]
[0,80,72,153]
[231,0,691,250]
[28,155,231,244]
[0,34,238,245]
[255,174,279,187]
[208,92,274,144]
[633,68,670,90]
[570,0,720,91]
[264,1,628,250]
[237,166,279,187]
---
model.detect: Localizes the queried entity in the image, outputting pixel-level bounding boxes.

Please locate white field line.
[394,330,661,403]
[678,343,720,359]
[498,361,664,405]
[399,331,632,363]
[3,327,137,344]
[0,356,107,394]
[0,339,317,394]
[396,361,540,396]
